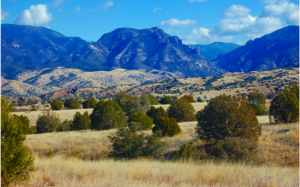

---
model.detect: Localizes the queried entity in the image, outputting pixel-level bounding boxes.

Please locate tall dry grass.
[13,155,299,187]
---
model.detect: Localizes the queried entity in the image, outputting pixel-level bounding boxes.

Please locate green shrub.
[167,98,196,122]
[1,96,34,186]
[36,110,61,133]
[12,115,31,134]
[64,98,81,109]
[114,92,150,116]
[160,96,173,104]
[248,103,269,115]
[207,137,258,162]
[90,100,126,130]
[128,111,153,130]
[142,94,159,105]
[196,94,261,142]
[82,98,97,108]
[269,90,299,124]
[197,97,204,102]
[71,111,91,130]
[108,126,165,159]
[146,106,168,124]
[51,99,62,110]
[60,119,72,131]
[173,141,199,161]
[248,92,266,105]
[181,95,196,103]
[152,117,181,137]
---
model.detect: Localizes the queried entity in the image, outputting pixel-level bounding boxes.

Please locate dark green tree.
[1,96,34,186]
[248,93,266,105]
[90,100,126,130]
[167,98,196,122]
[108,126,166,159]
[64,98,81,109]
[128,111,153,130]
[152,117,181,137]
[173,141,199,161]
[71,111,91,130]
[197,97,204,102]
[36,110,61,133]
[51,99,62,110]
[181,95,196,103]
[144,94,159,105]
[146,106,168,124]
[196,94,261,142]
[82,98,97,109]
[160,96,173,104]
[269,90,299,124]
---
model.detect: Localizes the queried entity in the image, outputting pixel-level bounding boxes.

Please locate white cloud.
[188,0,207,3]
[153,7,162,12]
[160,18,196,27]
[210,15,282,39]
[75,6,80,12]
[14,4,52,26]
[102,1,114,9]
[261,1,299,25]
[1,10,9,20]
[184,27,233,44]
[49,0,65,8]
[219,4,250,18]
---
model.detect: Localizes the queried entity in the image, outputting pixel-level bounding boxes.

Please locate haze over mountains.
[1,24,299,87]
[190,42,240,61]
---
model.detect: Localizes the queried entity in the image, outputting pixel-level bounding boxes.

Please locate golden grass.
[17,122,299,186]
[13,155,299,187]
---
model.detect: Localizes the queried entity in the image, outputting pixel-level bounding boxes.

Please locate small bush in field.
[51,99,62,110]
[71,111,91,130]
[108,126,166,159]
[269,89,299,124]
[173,141,199,161]
[128,111,153,130]
[36,110,61,133]
[152,117,181,137]
[207,137,258,162]
[146,106,168,124]
[64,98,81,109]
[82,98,97,108]
[248,92,266,105]
[167,98,196,122]
[248,103,269,115]
[90,100,126,130]
[181,95,196,103]
[160,96,173,104]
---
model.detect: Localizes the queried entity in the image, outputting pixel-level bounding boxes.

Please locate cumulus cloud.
[153,7,162,12]
[160,18,196,27]
[184,27,233,44]
[1,10,9,20]
[261,1,299,25]
[219,4,250,18]
[14,4,52,26]
[188,0,207,3]
[75,6,80,12]
[210,15,282,38]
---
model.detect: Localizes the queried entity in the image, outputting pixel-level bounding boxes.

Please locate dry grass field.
[14,122,299,186]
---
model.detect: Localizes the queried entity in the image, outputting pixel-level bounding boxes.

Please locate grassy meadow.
[13,121,299,187]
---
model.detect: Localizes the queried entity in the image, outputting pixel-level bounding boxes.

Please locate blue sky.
[1,0,299,45]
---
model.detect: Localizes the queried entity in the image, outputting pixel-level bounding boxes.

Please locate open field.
[16,123,299,186]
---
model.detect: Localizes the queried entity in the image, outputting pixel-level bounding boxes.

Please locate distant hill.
[190,42,240,61]
[212,25,299,72]
[1,24,90,79]
[47,27,224,77]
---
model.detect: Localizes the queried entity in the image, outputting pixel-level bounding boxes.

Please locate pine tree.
[167,98,196,122]
[1,96,35,186]
[71,111,91,130]
[152,117,181,137]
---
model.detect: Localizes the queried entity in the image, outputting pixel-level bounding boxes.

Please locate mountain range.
[1,24,299,82]
[190,42,240,61]
[212,26,299,72]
